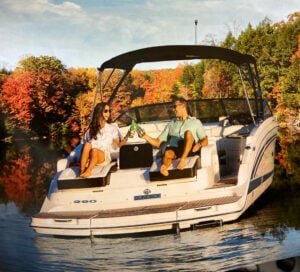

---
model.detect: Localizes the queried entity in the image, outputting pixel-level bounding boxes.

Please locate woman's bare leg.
[80,142,92,175]
[80,149,105,178]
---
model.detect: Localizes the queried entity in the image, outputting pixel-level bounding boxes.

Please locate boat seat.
[149,155,200,181]
[196,143,220,188]
[57,162,117,189]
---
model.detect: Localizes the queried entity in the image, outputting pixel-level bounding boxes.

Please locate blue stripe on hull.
[250,133,277,179]
[248,170,273,194]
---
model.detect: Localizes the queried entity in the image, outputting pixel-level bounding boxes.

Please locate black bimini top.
[98,45,256,71]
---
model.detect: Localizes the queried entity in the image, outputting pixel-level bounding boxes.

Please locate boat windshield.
[115,98,258,127]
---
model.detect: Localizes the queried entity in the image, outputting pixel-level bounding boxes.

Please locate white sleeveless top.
[88,123,122,153]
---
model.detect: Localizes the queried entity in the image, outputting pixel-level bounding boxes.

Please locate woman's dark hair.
[89,102,111,140]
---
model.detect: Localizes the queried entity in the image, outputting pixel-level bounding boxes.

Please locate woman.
[80,102,129,178]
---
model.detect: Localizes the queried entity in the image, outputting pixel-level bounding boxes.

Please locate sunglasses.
[172,103,182,109]
[103,109,111,113]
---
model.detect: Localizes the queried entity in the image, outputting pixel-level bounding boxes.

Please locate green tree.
[234,15,300,98]
[221,31,236,49]
[271,35,300,135]
[18,55,65,73]
[234,19,276,96]
[180,64,195,86]
[272,14,300,76]
[193,61,205,98]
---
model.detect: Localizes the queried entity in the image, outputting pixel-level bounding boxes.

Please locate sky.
[0,0,299,70]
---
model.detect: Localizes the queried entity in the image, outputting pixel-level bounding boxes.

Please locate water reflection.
[32,213,299,271]
[0,140,65,214]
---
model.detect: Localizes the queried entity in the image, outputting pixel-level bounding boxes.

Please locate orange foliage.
[269,82,282,101]
[143,67,183,104]
[130,70,147,87]
[1,71,35,130]
[35,70,67,115]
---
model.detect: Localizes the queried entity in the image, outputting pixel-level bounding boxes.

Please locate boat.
[31,45,278,237]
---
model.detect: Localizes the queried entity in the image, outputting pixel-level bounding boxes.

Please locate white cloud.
[1,0,86,23]
[0,0,299,69]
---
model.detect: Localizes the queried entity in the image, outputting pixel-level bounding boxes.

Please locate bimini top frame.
[98,45,256,71]
[96,45,263,122]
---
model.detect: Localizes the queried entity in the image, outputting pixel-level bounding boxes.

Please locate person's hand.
[136,126,146,138]
[192,142,202,153]
[128,128,135,138]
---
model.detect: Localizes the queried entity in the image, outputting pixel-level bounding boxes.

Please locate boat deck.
[212,175,238,188]
[33,195,241,220]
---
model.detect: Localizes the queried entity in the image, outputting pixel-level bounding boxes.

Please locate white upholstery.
[58,162,117,180]
[197,143,220,189]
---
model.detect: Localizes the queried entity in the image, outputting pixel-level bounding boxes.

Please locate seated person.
[138,96,208,176]
[80,102,129,178]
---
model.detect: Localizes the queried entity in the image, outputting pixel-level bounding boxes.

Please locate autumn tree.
[64,67,96,135]
[1,71,35,130]
[143,67,184,104]
[1,56,92,137]
[201,60,235,98]
[130,70,148,105]
[73,68,130,128]
[0,68,12,138]
[271,35,300,136]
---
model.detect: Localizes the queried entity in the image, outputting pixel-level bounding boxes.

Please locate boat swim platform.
[33,195,241,220]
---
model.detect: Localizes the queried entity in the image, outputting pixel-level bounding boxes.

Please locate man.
[139,97,208,176]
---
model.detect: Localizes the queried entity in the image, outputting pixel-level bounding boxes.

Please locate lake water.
[0,140,299,272]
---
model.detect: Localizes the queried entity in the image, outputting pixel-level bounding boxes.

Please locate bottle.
[135,124,145,137]
[129,120,136,138]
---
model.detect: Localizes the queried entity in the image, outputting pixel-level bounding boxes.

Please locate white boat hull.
[31,117,277,237]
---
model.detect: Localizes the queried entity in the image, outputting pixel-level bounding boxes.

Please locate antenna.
[194,19,198,45]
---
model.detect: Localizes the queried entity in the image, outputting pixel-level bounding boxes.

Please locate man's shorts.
[165,140,199,158]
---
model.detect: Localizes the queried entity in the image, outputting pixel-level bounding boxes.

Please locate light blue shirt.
[158,116,206,147]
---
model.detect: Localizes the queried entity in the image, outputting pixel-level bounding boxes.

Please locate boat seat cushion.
[149,155,200,181]
[57,162,117,189]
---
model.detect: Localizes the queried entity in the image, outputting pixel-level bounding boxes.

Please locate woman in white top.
[80,102,129,178]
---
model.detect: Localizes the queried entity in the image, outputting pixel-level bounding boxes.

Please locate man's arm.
[141,134,162,148]
[192,136,208,152]
[138,122,169,148]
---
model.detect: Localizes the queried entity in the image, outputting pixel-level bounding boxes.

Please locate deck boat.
[31,45,278,237]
